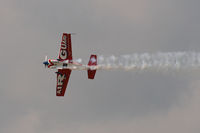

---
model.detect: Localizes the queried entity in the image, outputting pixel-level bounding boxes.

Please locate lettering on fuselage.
[57,74,66,94]
[59,35,68,60]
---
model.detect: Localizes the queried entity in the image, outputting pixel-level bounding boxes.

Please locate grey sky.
[1,0,200,132]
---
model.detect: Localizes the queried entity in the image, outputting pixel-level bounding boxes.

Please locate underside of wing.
[56,69,71,96]
[58,33,73,61]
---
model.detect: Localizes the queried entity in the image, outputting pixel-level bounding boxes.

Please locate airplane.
[43,33,97,96]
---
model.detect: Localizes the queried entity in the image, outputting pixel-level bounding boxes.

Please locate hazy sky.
[1,0,200,132]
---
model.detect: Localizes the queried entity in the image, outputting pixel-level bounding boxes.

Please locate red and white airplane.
[43,33,97,96]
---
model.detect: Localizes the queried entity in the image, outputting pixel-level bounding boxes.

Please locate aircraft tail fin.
[87,54,97,79]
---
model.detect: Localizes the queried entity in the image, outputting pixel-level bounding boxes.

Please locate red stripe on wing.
[56,69,71,96]
[58,33,73,61]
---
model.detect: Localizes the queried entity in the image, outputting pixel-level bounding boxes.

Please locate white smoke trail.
[94,52,200,71]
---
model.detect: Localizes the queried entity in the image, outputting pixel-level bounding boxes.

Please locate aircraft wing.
[56,69,71,96]
[58,33,72,61]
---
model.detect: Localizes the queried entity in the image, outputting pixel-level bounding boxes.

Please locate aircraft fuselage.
[44,59,89,70]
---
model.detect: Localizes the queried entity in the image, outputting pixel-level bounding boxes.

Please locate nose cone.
[43,61,49,65]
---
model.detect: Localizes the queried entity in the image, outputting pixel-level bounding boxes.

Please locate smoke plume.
[93,52,200,71]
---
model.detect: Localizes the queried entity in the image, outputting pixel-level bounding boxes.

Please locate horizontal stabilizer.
[88,55,97,79]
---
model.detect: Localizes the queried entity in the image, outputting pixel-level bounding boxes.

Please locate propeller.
[43,56,49,68]
[45,56,47,62]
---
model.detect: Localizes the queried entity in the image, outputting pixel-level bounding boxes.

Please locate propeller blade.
[45,56,48,61]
